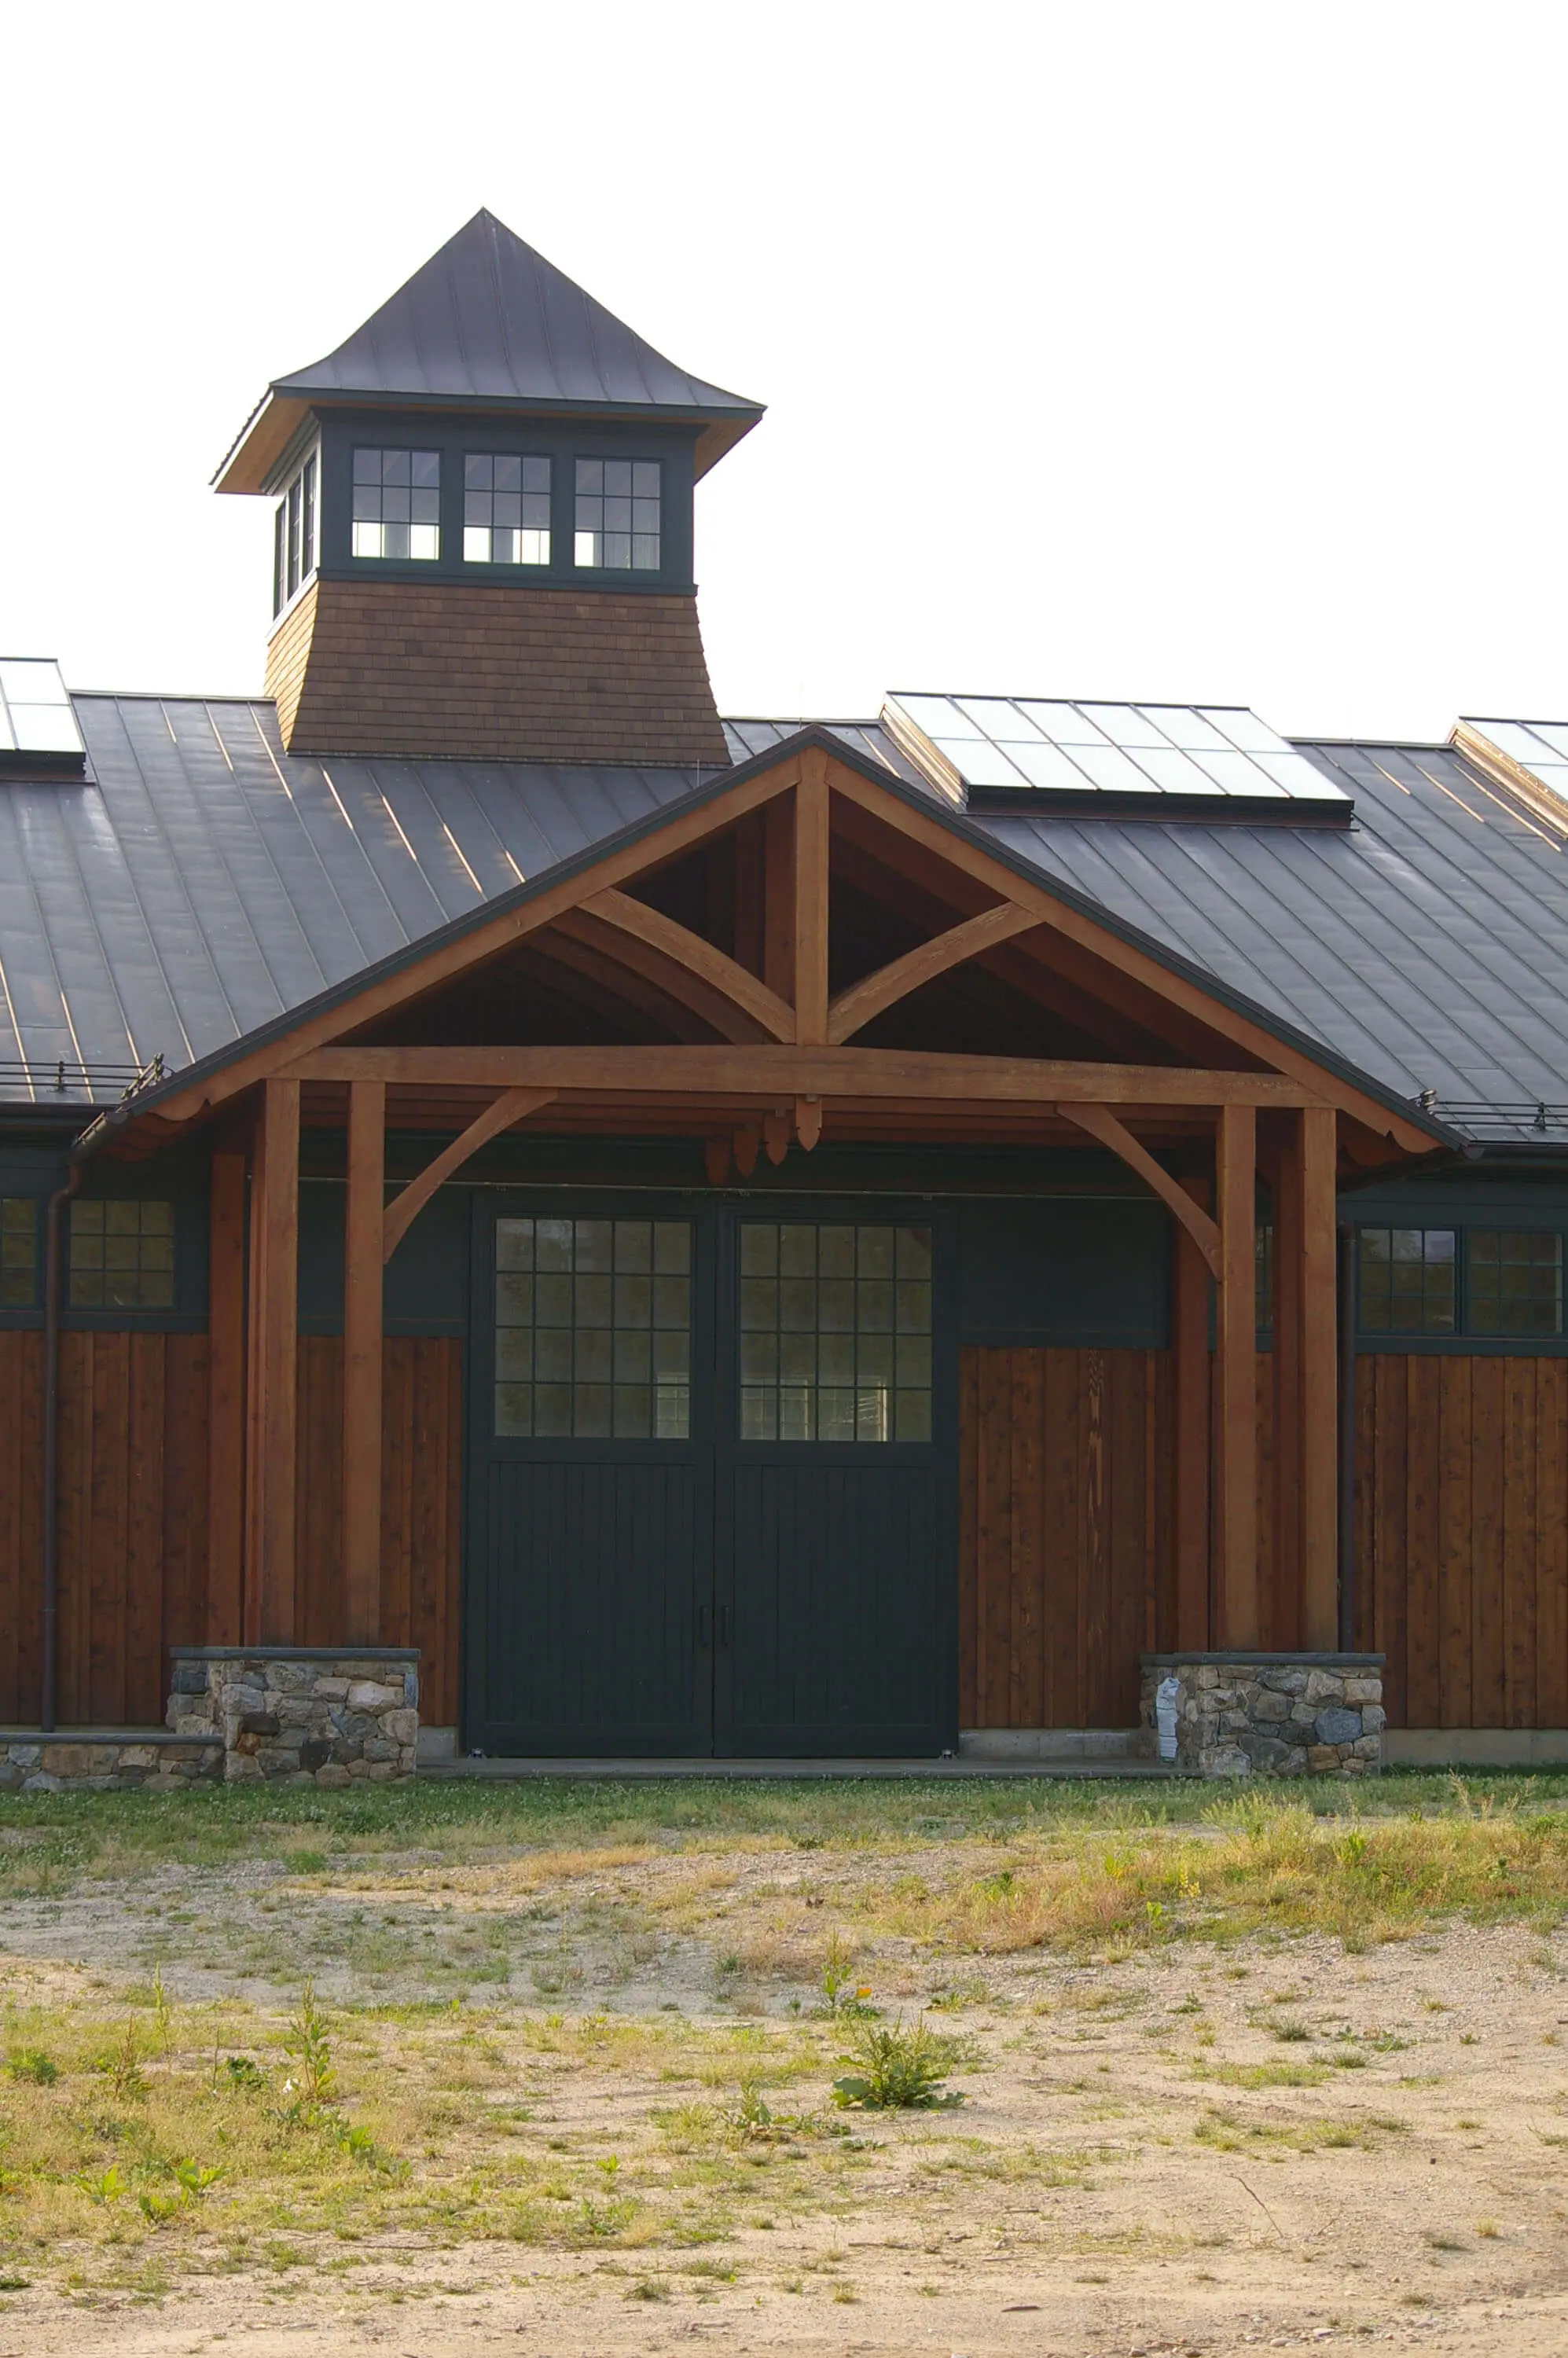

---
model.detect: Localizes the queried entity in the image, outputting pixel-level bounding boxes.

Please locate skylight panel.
[1078,703,1171,750]
[880,692,1353,817]
[0,659,86,772]
[1477,719,1552,765]
[896,693,979,740]
[1015,701,1109,744]
[1527,722,1568,760]
[1189,748,1285,798]
[1199,707,1292,756]
[931,736,1027,788]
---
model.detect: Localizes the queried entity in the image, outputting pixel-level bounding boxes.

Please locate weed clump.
[832,2017,965,2110]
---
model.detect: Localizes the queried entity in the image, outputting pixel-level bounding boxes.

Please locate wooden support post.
[343,1080,385,1647]
[1300,1104,1339,1648]
[1271,1134,1303,1645]
[244,1078,299,1646]
[206,1152,247,1645]
[1216,1103,1258,1647]
[762,795,794,1004]
[1172,1172,1212,1650]
[794,747,830,1045]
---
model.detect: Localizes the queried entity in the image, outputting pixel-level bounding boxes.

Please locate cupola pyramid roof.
[217,209,764,493]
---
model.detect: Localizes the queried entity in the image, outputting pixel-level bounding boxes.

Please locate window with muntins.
[1357,1227,1456,1335]
[272,451,318,615]
[352,449,440,561]
[465,455,550,565]
[1468,1229,1563,1336]
[1,1198,37,1308]
[574,458,659,571]
[494,1217,692,1439]
[739,1222,933,1442]
[68,1200,175,1310]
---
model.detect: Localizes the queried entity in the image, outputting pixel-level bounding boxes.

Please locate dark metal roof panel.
[721,717,932,790]
[0,695,707,1103]
[975,740,1568,1112]
[274,211,762,424]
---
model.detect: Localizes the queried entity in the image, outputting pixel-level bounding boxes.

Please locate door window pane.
[495,1217,690,1438]
[1357,1227,1456,1335]
[739,1222,932,1442]
[1469,1229,1563,1336]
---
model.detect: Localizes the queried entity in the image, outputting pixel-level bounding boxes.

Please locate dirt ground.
[2,1798,1566,2356]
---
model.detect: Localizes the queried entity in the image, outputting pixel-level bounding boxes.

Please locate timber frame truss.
[127,733,1444,1692]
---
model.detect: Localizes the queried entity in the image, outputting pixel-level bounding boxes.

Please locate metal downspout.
[40,1162,83,1732]
[1336,1223,1357,1652]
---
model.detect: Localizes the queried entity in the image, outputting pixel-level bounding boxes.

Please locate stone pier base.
[1140,1651,1386,1776]
[167,1647,420,1785]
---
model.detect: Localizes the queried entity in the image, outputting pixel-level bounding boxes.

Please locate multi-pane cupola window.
[494,1217,692,1439]
[272,451,318,615]
[352,449,440,561]
[1357,1225,1565,1337]
[739,1223,933,1442]
[465,456,550,565]
[574,459,659,571]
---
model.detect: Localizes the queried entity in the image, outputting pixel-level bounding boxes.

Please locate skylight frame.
[0,659,87,777]
[883,692,1351,819]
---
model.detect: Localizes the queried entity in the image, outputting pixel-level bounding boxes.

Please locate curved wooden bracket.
[826,901,1038,1044]
[1056,1100,1223,1281]
[382,1088,556,1264]
[583,887,795,1043]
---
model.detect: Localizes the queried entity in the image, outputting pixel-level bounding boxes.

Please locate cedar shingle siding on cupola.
[222,211,761,768]
[265,578,730,766]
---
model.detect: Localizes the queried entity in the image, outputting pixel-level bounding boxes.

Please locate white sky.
[3,1,1565,744]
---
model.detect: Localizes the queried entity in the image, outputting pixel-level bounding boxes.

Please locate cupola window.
[271,451,318,616]
[352,449,440,561]
[465,455,550,565]
[574,459,659,571]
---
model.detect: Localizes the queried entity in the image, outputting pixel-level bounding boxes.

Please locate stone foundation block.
[0,1731,221,1792]
[1143,1653,1386,1778]
[167,1648,420,1784]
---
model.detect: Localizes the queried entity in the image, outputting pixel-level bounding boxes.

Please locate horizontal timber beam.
[281,1044,1327,1107]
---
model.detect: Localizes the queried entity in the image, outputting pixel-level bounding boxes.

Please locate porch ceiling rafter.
[280,1042,1326,1107]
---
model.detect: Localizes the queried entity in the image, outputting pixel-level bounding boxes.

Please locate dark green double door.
[465,1196,955,1757]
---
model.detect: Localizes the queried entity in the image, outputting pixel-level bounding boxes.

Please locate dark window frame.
[272,447,320,619]
[0,1195,40,1311]
[572,454,662,573]
[350,445,442,564]
[1353,1220,1568,1346]
[463,451,553,568]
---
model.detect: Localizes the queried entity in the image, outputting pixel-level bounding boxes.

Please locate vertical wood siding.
[959,1346,1173,1728]
[0,1330,461,1731]
[293,1335,464,1726]
[1353,1354,1568,1729]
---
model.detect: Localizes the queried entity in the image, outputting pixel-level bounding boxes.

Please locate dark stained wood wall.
[295,1335,465,1726]
[959,1346,1174,1728]
[0,1330,462,1732]
[0,1332,210,1727]
[1353,1355,1568,1731]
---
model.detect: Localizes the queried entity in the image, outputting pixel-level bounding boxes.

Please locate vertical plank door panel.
[1438,1357,1474,1728]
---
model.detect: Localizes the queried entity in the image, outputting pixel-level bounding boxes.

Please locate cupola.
[215,211,763,766]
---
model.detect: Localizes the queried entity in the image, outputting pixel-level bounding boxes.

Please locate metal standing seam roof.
[216,211,765,493]
[2,702,1567,1140]
[975,737,1568,1139]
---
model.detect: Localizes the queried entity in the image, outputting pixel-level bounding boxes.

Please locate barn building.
[3,211,1567,1785]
